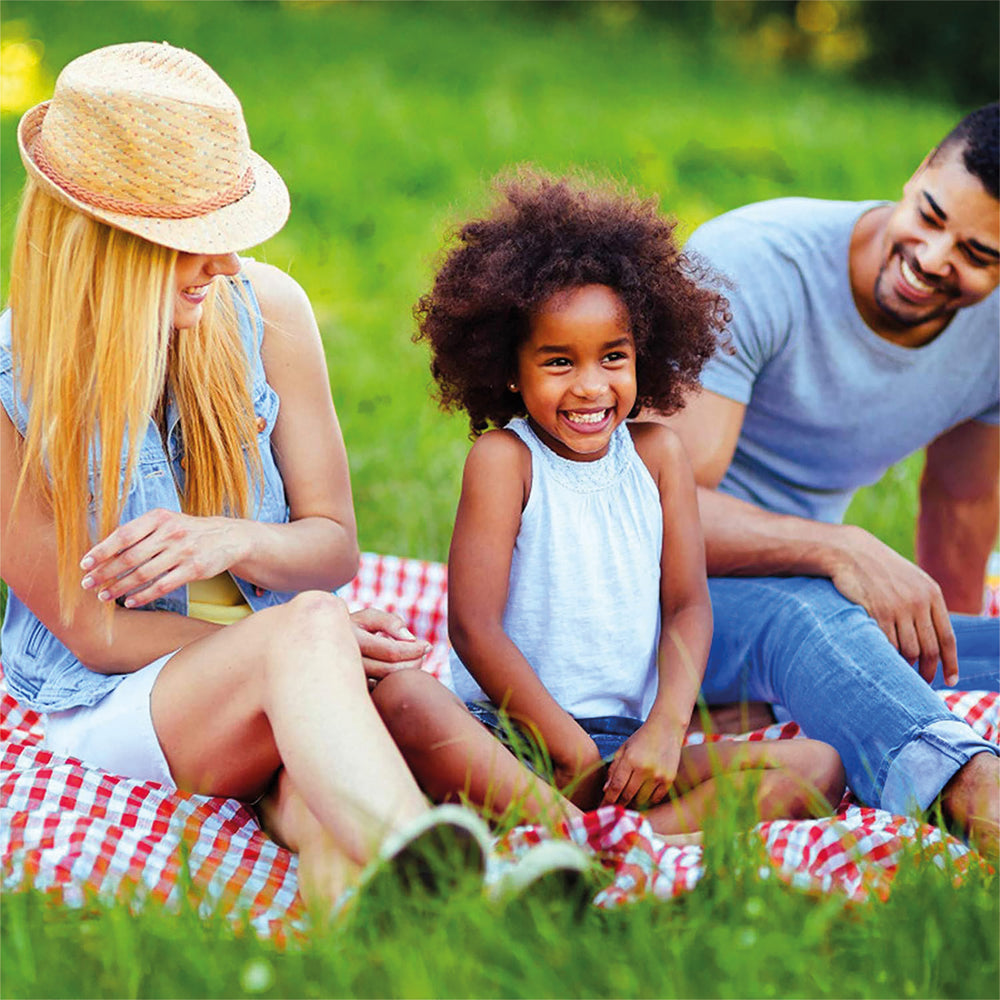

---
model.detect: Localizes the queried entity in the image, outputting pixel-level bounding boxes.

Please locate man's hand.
[830,526,957,685]
[349,607,430,681]
[601,721,684,809]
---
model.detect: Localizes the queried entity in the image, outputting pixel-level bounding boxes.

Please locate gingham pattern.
[2,552,997,935]
[339,553,452,680]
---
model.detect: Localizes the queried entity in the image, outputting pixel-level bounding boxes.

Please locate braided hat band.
[17,42,289,253]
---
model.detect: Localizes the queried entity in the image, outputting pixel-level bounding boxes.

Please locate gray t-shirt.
[686,197,1000,524]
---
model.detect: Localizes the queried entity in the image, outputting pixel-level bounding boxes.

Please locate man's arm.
[656,389,845,575]
[648,387,961,684]
[917,419,999,613]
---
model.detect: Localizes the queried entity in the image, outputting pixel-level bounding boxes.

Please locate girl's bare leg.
[371,668,582,826]
[646,739,846,837]
[150,591,428,872]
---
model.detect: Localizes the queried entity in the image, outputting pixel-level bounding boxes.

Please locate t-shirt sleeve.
[685,216,792,406]
[972,403,1000,425]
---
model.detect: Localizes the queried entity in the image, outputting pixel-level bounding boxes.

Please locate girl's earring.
[508,383,519,393]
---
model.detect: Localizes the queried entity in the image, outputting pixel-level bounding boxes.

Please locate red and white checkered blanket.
[2,553,996,937]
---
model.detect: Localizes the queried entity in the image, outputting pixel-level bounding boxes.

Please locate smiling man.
[649,103,1000,853]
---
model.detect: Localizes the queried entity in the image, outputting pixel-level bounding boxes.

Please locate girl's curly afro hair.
[414,167,730,436]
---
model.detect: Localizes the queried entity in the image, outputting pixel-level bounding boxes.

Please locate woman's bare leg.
[646,739,846,837]
[372,668,582,826]
[151,591,428,869]
[256,769,363,909]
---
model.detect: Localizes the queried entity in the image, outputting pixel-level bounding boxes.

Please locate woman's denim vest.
[0,273,295,711]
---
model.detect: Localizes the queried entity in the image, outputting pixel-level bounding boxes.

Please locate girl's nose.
[573,367,606,398]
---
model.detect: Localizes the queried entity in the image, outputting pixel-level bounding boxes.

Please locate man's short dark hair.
[934,102,999,198]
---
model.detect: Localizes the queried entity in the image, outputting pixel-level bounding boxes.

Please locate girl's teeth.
[565,410,607,425]
[900,258,933,293]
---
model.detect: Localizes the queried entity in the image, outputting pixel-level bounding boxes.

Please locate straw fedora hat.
[17,41,289,254]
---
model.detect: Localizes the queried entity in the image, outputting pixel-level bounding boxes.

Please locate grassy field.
[1,3,996,998]
[3,831,998,1000]
[1,0,959,562]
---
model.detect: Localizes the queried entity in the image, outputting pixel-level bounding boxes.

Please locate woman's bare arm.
[1,408,221,673]
[76,262,360,607]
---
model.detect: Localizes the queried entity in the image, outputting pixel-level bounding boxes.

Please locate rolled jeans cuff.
[881,719,999,815]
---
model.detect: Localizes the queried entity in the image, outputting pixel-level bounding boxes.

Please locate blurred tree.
[635,0,996,108]
[854,0,998,108]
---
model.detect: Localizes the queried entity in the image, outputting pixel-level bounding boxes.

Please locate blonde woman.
[0,42,587,911]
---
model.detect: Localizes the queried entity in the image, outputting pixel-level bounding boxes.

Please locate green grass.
[0,3,994,997]
[1,0,954,562]
[3,809,997,1000]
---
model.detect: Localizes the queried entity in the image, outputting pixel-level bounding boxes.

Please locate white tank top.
[449,417,663,719]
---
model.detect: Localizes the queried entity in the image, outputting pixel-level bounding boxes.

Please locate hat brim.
[18,100,290,254]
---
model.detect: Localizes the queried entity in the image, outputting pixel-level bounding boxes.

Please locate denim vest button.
[255,415,267,433]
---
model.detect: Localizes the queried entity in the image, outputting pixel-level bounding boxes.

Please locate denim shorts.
[465,702,642,764]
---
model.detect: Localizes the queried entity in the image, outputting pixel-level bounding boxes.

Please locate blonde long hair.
[8,182,261,619]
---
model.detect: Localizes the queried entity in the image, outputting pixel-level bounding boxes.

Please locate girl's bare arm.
[447,431,601,786]
[603,423,712,807]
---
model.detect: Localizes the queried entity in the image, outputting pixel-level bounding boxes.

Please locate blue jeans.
[703,577,999,814]
[465,703,641,764]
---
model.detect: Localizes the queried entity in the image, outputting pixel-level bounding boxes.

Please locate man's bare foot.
[940,752,999,859]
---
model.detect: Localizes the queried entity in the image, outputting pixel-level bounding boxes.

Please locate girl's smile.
[514,284,637,462]
[173,252,241,329]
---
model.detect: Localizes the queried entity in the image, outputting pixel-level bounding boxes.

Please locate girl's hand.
[351,607,431,680]
[80,508,248,607]
[552,733,605,810]
[601,722,684,809]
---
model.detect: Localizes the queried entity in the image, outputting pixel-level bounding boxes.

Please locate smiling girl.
[376,170,846,833]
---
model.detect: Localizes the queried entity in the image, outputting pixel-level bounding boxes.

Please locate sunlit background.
[1,1,996,561]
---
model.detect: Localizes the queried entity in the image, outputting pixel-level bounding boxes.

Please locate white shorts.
[43,651,178,790]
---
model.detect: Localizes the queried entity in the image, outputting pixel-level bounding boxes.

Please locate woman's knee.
[252,592,361,689]
[256,591,353,651]
[284,590,352,633]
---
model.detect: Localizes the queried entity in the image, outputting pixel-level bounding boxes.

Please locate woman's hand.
[80,508,248,607]
[601,721,684,809]
[351,607,431,681]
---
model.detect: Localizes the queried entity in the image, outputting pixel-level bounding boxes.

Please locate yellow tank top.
[187,573,252,626]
